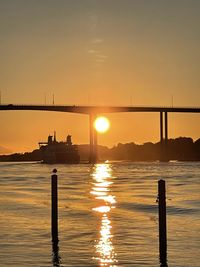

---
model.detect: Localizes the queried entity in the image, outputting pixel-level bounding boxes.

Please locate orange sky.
[0,1,200,153]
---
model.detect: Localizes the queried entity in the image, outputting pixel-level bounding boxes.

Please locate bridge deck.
[0,104,200,114]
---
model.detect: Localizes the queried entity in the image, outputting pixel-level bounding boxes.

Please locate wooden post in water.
[158,179,167,266]
[51,169,58,243]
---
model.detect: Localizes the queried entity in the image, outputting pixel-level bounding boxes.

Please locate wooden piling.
[52,239,60,265]
[51,169,58,243]
[158,179,167,265]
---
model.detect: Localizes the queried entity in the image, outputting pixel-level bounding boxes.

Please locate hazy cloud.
[92,38,104,44]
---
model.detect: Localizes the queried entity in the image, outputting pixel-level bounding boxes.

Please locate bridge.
[1,104,200,162]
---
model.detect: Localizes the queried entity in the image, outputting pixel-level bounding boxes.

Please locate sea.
[0,161,199,267]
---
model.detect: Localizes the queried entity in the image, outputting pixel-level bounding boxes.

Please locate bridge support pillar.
[160,112,169,162]
[164,111,168,146]
[160,112,164,143]
[89,114,98,163]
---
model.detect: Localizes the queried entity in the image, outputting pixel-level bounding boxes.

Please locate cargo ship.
[39,133,80,164]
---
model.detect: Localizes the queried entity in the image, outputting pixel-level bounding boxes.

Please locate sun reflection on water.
[91,164,118,266]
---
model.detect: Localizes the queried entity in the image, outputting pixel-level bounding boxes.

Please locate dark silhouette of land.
[0,137,200,162]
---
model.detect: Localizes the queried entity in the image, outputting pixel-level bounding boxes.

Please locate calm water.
[0,161,199,267]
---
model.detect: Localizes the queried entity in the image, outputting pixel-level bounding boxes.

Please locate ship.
[39,133,80,164]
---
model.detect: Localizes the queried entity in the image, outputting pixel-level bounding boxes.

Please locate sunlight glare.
[94,117,110,133]
[91,164,118,266]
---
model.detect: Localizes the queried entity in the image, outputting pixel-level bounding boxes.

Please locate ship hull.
[42,152,80,164]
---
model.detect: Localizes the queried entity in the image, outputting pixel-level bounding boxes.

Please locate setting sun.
[94,117,110,133]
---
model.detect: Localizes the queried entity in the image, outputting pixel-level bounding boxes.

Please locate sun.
[94,116,110,133]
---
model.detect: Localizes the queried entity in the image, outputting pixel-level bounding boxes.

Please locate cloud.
[88,49,98,54]
[91,38,104,44]
[96,54,107,59]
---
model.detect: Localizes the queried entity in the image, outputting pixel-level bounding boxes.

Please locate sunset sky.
[0,0,200,153]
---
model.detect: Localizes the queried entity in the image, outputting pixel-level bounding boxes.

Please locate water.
[0,161,199,267]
